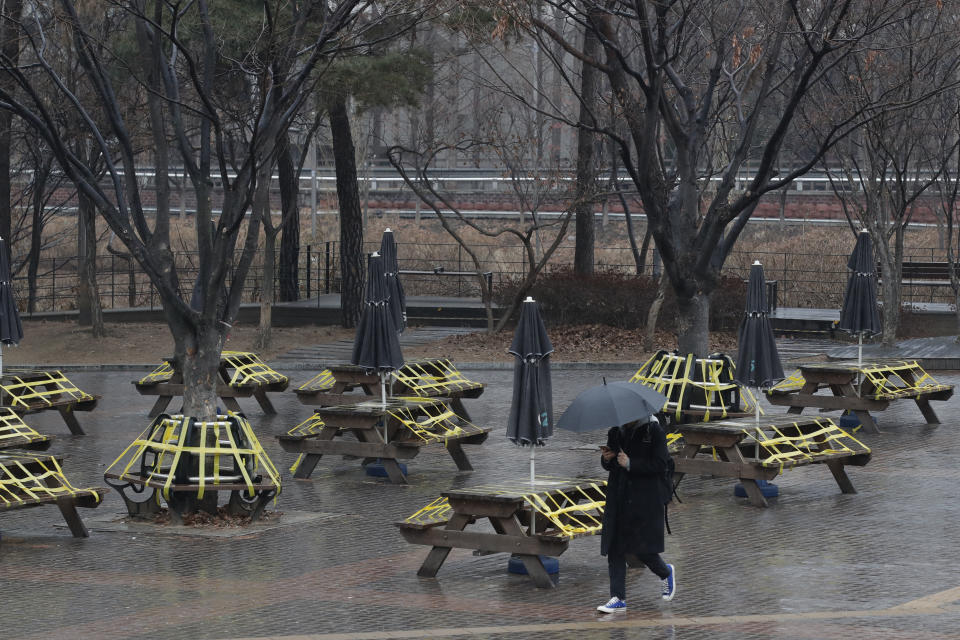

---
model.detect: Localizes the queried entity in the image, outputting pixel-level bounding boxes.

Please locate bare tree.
[498,0,952,355]
[0,0,384,419]
[821,7,960,345]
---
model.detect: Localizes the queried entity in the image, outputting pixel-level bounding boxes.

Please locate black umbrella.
[351,251,404,411]
[0,237,22,378]
[838,230,881,367]
[380,228,406,335]
[506,297,553,484]
[556,381,667,433]
[734,260,784,394]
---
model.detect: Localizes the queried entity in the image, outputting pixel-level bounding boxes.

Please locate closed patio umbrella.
[734,260,784,400]
[733,260,783,497]
[380,228,406,334]
[351,252,404,415]
[839,230,881,368]
[506,297,553,485]
[0,237,23,378]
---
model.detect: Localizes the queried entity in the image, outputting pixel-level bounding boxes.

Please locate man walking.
[597,415,676,613]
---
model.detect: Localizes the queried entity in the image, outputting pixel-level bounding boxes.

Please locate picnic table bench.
[672,414,871,507]
[766,361,953,433]
[134,351,289,417]
[396,477,607,588]
[877,261,959,288]
[278,397,489,483]
[0,451,108,537]
[0,407,53,452]
[104,412,281,522]
[0,369,99,435]
[295,359,485,420]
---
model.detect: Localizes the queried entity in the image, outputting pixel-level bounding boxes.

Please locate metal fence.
[13,241,957,315]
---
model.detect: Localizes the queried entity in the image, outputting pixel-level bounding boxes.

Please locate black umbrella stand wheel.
[629,350,756,427]
[104,412,282,524]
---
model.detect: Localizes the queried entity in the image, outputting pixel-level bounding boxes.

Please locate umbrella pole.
[755,386,760,459]
[857,333,863,396]
[530,444,537,486]
[380,372,388,443]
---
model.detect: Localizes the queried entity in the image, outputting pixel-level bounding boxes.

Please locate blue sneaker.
[661,564,676,601]
[597,597,626,613]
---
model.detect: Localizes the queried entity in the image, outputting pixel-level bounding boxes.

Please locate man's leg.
[608,551,627,599]
[634,552,670,579]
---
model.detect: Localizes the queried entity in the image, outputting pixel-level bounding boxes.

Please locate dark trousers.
[608,551,670,600]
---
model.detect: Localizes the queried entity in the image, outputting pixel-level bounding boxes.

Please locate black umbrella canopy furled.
[351,252,404,373]
[0,237,22,347]
[380,228,406,335]
[506,297,554,446]
[734,261,783,388]
[556,381,667,433]
[838,230,882,336]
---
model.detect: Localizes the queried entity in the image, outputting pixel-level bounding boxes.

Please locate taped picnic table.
[672,414,871,507]
[766,361,953,433]
[0,369,99,435]
[278,397,489,483]
[295,360,484,422]
[397,477,607,588]
[134,351,289,417]
[0,451,108,537]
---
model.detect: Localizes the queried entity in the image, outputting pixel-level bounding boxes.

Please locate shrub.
[496,267,747,332]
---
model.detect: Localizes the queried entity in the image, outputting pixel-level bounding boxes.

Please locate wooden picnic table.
[294,364,382,407]
[134,351,289,417]
[673,414,871,507]
[0,369,99,435]
[295,360,485,421]
[396,477,607,588]
[766,361,954,433]
[277,397,489,483]
[0,451,108,537]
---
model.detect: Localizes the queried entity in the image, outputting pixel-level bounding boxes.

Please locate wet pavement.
[2,363,959,640]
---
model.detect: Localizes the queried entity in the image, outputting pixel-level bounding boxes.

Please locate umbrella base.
[508,554,559,575]
[365,459,408,478]
[734,480,779,498]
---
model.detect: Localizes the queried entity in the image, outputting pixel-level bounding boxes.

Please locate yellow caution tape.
[391,359,482,397]
[297,369,335,393]
[105,412,281,500]
[0,370,95,410]
[0,408,49,449]
[0,453,102,508]
[404,477,608,539]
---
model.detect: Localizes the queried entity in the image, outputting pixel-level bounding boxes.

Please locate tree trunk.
[277,131,300,301]
[573,22,599,276]
[643,272,669,351]
[879,261,900,347]
[676,291,710,356]
[177,326,225,420]
[76,190,104,336]
[0,0,23,244]
[26,166,44,314]
[255,166,278,351]
[330,97,364,328]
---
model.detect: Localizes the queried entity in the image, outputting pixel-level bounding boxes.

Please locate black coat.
[600,420,671,557]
